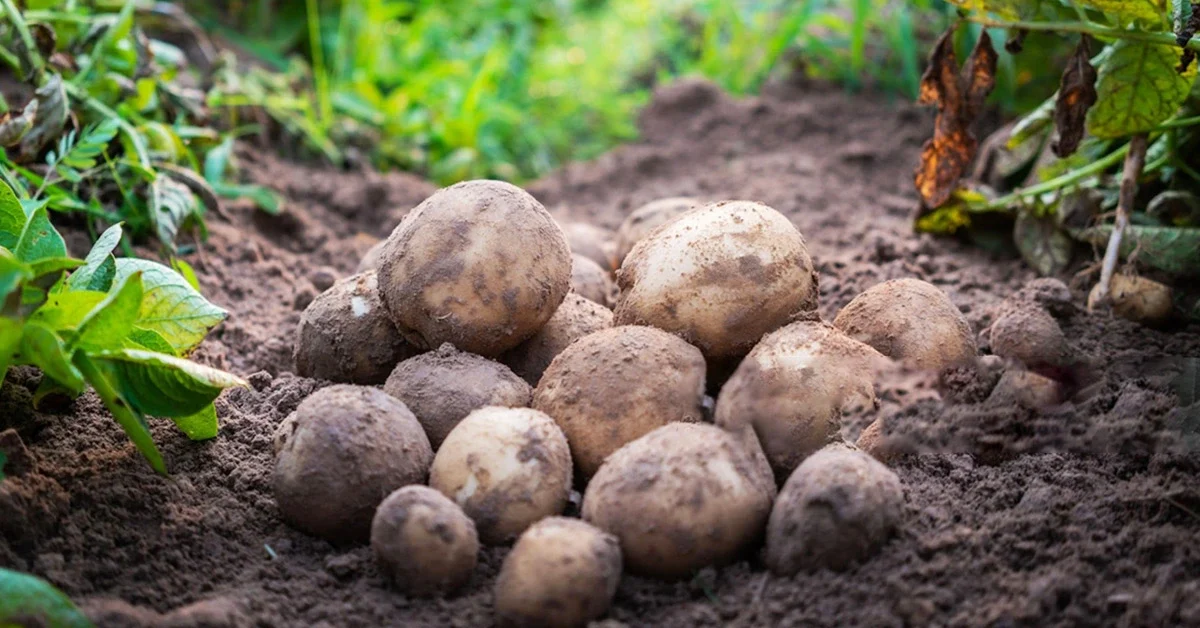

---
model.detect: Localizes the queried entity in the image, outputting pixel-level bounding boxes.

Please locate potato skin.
[1089,274,1173,325]
[273,385,433,543]
[383,343,531,449]
[502,293,613,387]
[494,517,622,628]
[715,320,887,482]
[766,444,903,574]
[987,305,1075,372]
[833,278,976,371]
[986,369,1063,408]
[371,485,478,597]
[582,423,776,580]
[570,254,618,308]
[563,222,618,271]
[293,271,418,385]
[429,407,572,545]
[376,180,572,357]
[533,325,706,479]
[615,201,819,359]
[614,197,699,263]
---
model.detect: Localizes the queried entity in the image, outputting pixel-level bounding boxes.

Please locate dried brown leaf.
[1052,39,1098,158]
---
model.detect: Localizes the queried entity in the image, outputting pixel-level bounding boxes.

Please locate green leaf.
[74,353,166,475]
[91,348,245,418]
[1081,0,1169,26]
[0,179,23,248]
[171,403,219,441]
[67,223,123,293]
[14,206,66,264]
[51,118,119,174]
[19,322,84,394]
[1077,224,1200,276]
[1006,96,1054,150]
[203,135,235,184]
[1087,41,1198,139]
[149,174,201,251]
[28,257,83,281]
[0,318,22,387]
[0,248,31,304]
[112,259,226,353]
[73,272,143,352]
[128,327,176,355]
[28,291,108,332]
[1014,211,1074,276]
[0,567,93,628]
[171,258,200,292]
[212,182,284,215]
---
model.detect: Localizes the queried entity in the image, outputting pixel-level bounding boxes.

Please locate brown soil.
[3,76,1200,627]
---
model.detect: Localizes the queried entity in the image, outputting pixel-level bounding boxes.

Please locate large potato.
[715,320,887,481]
[371,485,478,597]
[429,407,572,545]
[833,278,976,371]
[614,197,699,264]
[494,517,622,628]
[582,423,775,580]
[376,180,572,357]
[383,343,531,449]
[293,271,417,384]
[502,293,613,387]
[533,326,706,479]
[273,385,433,543]
[615,201,819,359]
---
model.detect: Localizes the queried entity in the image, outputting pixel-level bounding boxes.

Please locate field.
[2,1,1199,627]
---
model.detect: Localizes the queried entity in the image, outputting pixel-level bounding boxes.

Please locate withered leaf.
[1052,38,1098,158]
[915,27,998,209]
[0,100,38,147]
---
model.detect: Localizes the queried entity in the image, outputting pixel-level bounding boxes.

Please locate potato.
[856,418,896,464]
[370,485,478,597]
[429,407,572,544]
[356,239,387,274]
[833,278,976,371]
[376,180,572,357]
[533,325,706,479]
[502,293,613,387]
[1089,274,1173,325]
[987,304,1076,372]
[570,254,618,308]
[383,343,531,449]
[494,517,621,628]
[615,201,819,359]
[614,197,699,263]
[715,320,887,481]
[293,271,417,385]
[766,444,903,574]
[274,385,433,543]
[986,369,1063,408]
[564,222,618,271]
[582,423,776,580]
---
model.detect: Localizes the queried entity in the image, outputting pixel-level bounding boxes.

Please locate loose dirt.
[2,76,1198,627]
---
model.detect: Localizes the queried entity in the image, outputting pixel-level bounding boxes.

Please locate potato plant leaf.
[1053,39,1098,157]
[28,291,108,332]
[171,403,219,441]
[112,258,227,353]
[0,100,37,148]
[128,327,176,354]
[1087,41,1198,138]
[0,567,93,628]
[66,223,123,293]
[91,348,245,419]
[1077,224,1200,276]
[73,352,167,475]
[0,249,29,303]
[149,174,201,251]
[1007,96,1055,150]
[0,181,26,249]
[1082,0,1169,25]
[15,206,67,264]
[17,74,69,162]
[1014,211,1074,275]
[0,318,23,387]
[20,322,85,394]
[73,272,143,353]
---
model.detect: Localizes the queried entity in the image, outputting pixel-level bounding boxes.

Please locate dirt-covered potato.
[582,423,776,580]
[986,369,1063,408]
[356,239,387,274]
[615,201,818,359]
[376,180,572,357]
[987,304,1076,373]
[563,222,618,271]
[274,385,433,543]
[370,485,478,597]
[383,343,531,449]
[856,419,897,464]
[429,407,572,545]
[533,325,706,479]
[502,293,613,386]
[494,517,622,628]
[766,444,903,574]
[293,271,417,384]
[570,254,618,308]
[1089,274,1173,325]
[715,320,887,481]
[833,278,976,371]
[614,197,698,263]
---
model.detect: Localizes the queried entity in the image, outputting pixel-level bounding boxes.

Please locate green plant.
[915,0,1200,309]
[1,175,244,475]
[0,567,92,628]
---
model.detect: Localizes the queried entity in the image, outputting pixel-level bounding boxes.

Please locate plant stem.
[1153,115,1200,130]
[0,0,42,77]
[978,142,1129,211]
[1093,134,1148,306]
[966,17,1200,52]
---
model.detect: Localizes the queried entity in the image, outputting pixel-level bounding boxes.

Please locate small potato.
[494,517,622,628]
[371,485,478,597]
[987,305,1076,372]
[293,271,417,384]
[377,180,572,357]
[564,222,618,271]
[533,325,706,479]
[614,197,699,263]
[430,407,572,545]
[384,343,531,449]
[716,320,887,481]
[766,444,903,574]
[570,254,618,308]
[833,278,976,371]
[274,385,433,543]
[986,369,1064,408]
[615,201,819,359]
[502,293,613,387]
[1089,274,1173,325]
[582,423,776,580]
[856,418,896,464]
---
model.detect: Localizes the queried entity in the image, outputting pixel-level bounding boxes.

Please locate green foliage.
[0,179,244,475]
[1088,40,1197,137]
[0,567,92,628]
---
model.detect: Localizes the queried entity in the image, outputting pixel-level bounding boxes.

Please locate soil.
[3,76,1200,628]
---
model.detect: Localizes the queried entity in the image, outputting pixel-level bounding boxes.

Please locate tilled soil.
[2,77,1199,628]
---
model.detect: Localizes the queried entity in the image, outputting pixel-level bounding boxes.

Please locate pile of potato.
[279,179,989,624]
